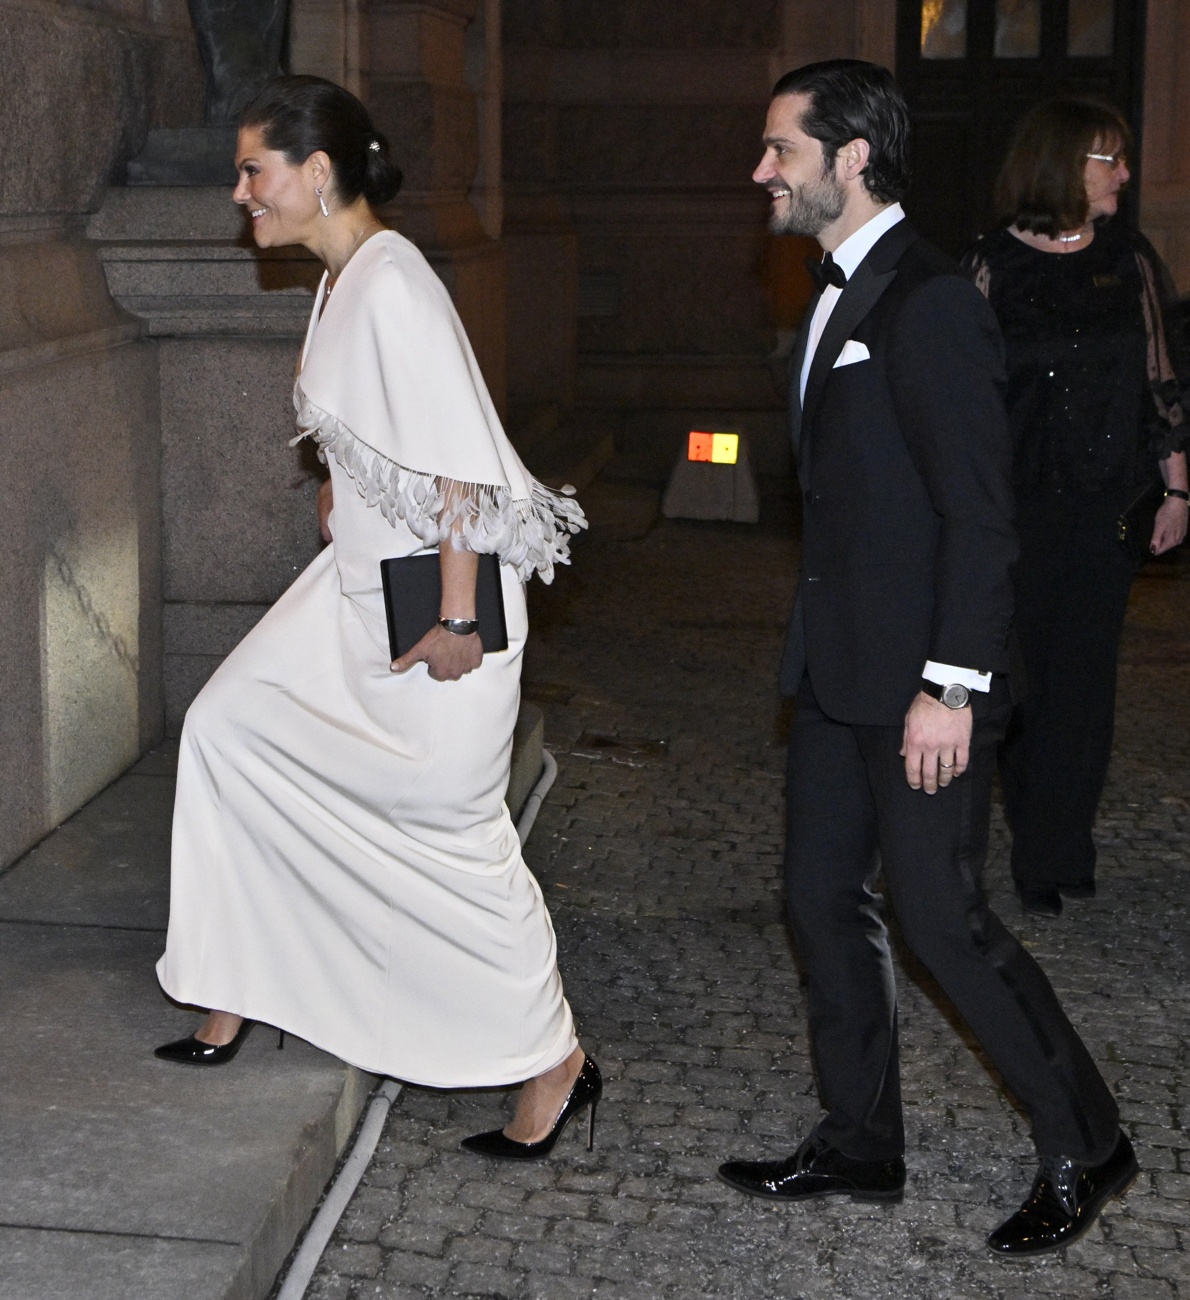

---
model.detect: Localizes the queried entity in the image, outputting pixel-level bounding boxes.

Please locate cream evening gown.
[156,231,584,1087]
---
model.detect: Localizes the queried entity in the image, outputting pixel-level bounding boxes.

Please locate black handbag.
[380,552,508,659]
[1116,478,1164,567]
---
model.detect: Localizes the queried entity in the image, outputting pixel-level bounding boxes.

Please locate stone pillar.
[87,188,324,735]
[289,0,367,95]
[1140,0,1190,292]
[367,0,508,414]
[467,0,504,241]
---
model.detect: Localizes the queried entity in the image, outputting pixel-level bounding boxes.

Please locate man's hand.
[317,478,334,542]
[391,623,483,681]
[900,691,972,793]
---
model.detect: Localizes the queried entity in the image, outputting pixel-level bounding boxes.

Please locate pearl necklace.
[1057,227,1090,244]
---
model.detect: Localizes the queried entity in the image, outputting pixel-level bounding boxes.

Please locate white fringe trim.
[292,391,586,583]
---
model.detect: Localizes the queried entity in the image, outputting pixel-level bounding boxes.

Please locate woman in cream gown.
[154,75,600,1156]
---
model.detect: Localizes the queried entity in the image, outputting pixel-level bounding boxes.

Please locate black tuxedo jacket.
[779,219,1017,725]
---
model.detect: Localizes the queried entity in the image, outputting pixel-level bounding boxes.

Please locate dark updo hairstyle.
[240,74,403,207]
[995,97,1132,237]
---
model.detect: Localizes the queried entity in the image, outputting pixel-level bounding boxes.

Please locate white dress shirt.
[799,202,905,402]
[800,202,990,695]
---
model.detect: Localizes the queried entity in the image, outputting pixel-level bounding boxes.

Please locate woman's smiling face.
[1083,137,1130,222]
[233,126,323,248]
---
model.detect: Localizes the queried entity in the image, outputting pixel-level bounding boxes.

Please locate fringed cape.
[293,230,585,582]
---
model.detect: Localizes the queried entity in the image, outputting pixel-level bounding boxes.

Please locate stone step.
[0,759,373,1300]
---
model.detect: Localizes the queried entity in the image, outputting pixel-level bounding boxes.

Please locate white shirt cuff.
[922,661,992,693]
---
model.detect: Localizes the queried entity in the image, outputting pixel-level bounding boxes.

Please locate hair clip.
[369,139,380,152]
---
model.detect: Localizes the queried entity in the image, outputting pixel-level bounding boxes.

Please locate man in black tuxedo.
[717,60,1135,1256]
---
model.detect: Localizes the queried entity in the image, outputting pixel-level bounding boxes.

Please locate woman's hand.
[1150,496,1188,555]
[390,536,482,680]
[1153,452,1188,555]
[391,623,482,681]
[317,478,334,542]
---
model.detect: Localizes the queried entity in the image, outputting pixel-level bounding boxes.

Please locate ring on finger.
[939,761,954,770]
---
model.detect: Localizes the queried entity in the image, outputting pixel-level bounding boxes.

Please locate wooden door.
[895,0,1146,254]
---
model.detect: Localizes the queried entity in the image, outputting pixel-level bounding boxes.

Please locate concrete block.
[158,337,324,605]
[661,432,760,523]
[0,328,162,868]
[507,701,545,824]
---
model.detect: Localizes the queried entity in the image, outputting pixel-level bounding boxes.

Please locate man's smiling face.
[753,92,847,238]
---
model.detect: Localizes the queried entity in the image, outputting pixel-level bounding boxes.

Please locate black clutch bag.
[380,552,509,660]
[1116,479,1163,567]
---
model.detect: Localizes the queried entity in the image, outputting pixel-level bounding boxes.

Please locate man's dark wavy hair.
[771,60,911,205]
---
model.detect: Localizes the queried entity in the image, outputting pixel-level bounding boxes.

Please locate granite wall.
[0,0,201,870]
[500,0,896,483]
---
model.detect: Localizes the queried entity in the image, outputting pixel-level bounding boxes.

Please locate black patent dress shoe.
[155,1019,259,1065]
[718,1133,906,1203]
[1017,884,1062,917]
[987,1130,1138,1257]
[461,1056,602,1161]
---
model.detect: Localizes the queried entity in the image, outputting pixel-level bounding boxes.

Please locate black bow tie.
[806,252,847,293]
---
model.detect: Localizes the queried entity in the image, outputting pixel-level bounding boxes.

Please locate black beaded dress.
[962,220,1186,894]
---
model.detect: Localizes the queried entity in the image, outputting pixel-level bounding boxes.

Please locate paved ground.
[295,489,1190,1300]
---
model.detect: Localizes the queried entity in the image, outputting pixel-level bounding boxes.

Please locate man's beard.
[768,168,846,236]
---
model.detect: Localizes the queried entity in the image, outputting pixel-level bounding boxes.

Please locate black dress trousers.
[783,675,1120,1164]
[1000,491,1138,891]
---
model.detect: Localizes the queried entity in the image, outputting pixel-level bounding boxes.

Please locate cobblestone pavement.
[299,491,1190,1300]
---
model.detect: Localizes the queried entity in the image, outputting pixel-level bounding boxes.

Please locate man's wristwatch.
[920,679,970,710]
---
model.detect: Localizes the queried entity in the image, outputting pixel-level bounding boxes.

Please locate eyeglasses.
[1087,151,1128,168]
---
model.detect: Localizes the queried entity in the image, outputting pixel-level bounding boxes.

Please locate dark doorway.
[895,0,1146,254]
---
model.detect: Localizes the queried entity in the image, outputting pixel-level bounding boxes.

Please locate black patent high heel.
[154,1020,286,1066]
[461,1056,602,1161]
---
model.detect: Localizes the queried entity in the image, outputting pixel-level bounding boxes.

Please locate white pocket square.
[833,339,870,368]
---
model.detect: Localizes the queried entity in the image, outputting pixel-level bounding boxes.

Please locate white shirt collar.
[828,203,905,280]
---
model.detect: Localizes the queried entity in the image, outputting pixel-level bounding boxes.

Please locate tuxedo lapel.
[787,296,819,457]
[798,220,919,452]
[799,260,895,437]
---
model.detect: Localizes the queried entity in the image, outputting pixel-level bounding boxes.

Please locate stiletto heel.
[278,1029,286,1050]
[461,1056,603,1161]
[155,1019,256,1066]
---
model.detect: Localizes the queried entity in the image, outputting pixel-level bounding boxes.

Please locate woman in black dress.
[963,98,1188,917]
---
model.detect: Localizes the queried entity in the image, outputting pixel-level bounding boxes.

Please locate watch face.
[941,683,970,709]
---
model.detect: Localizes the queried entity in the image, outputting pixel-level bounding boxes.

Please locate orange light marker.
[687,431,714,462]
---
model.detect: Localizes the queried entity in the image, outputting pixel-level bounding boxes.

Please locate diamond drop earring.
[316,186,329,218]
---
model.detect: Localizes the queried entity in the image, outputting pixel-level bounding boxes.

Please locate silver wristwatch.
[920,679,970,709]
